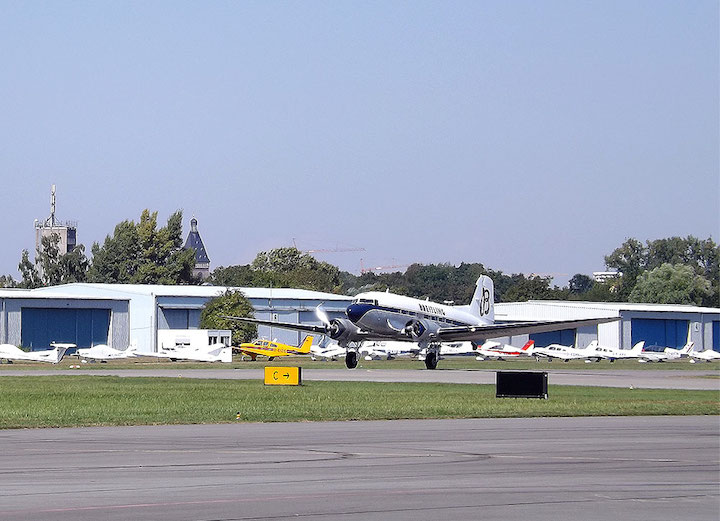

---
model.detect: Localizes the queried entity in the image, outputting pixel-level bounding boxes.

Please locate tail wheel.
[425,351,438,370]
[345,351,358,369]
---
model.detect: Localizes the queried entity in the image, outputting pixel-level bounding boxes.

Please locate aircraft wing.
[221,315,329,335]
[436,317,619,343]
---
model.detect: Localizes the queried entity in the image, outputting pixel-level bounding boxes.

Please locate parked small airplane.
[156,344,232,363]
[475,340,535,360]
[533,343,596,362]
[76,344,139,361]
[236,335,313,361]
[223,276,617,369]
[585,340,645,361]
[0,342,72,364]
[637,342,694,363]
[310,337,346,361]
[688,345,720,363]
[361,340,422,360]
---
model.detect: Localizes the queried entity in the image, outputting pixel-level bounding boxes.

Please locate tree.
[502,275,563,302]
[605,238,646,300]
[568,274,594,295]
[629,263,713,306]
[199,290,257,345]
[18,249,41,288]
[250,247,341,292]
[17,234,88,288]
[0,275,16,288]
[87,210,198,285]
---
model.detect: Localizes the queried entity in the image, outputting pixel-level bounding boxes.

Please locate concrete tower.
[34,184,77,262]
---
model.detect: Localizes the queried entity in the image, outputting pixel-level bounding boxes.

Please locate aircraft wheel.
[425,351,438,370]
[345,351,358,369]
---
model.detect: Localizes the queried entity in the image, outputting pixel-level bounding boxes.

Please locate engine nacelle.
[327,318,361,345]
[402,319,439,343]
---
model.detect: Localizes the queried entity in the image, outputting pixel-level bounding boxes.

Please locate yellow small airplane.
[236,335,313,361]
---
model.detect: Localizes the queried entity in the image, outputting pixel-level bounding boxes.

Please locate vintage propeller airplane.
[223,276,617,370]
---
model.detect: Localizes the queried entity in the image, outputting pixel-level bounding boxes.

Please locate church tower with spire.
[183,216,210,280]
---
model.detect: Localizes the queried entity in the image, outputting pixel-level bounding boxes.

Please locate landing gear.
[424,350,438,370]
[345,350,358,369]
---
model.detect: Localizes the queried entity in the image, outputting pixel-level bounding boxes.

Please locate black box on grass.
[496,371,548,399]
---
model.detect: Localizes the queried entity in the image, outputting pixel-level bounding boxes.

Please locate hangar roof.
[0,288,128,301]
[32,283,351,302]
[496,300,719,321]
[501,300,720,313]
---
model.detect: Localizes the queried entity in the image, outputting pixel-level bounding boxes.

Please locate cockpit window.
[354,298,378,305]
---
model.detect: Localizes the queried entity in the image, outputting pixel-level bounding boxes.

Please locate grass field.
[1,355,718,371]
[0,376,717,429]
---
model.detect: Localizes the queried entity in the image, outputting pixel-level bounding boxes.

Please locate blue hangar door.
[713,322,719,352]
[530,329,576,348]
[631,318,688,349]
[21,308,110,351]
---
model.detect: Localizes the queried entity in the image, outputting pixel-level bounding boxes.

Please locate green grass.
[0,376,717,429]
[1,355,718,371]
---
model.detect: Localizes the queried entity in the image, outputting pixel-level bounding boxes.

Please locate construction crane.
[292,239,365,254]
[360,259,410,274]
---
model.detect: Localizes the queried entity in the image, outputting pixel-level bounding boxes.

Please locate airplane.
[75,344,139,361]
[223,275,618,370]
[310,336,346,361]
[236,335,313,361]
[688,345,720,363]
[475,340,535,360]
[438,342,477,357]
[637,341,694,363]
[156,344,232,363]
[585,340,645,361]
[0,342,72,364]
[532,343,597,362]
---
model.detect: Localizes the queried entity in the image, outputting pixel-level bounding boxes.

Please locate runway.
[1,367,718,389]
[0,416,717,520]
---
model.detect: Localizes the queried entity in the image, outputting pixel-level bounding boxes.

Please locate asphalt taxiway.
[1,367,718,389]
[0,416,717,521]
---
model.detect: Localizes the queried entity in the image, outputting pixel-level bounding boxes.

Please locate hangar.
[495,301,720,352]
[27,284,351,353]
[1,284,718,354]
[0,289,129,350]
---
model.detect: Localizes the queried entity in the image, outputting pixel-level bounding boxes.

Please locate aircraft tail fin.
[297,335,314,354]
[521,340,535,353]
[680,341,694,354]
[52,346,69,364]
[469,276,494,322]
[631,341,645,353]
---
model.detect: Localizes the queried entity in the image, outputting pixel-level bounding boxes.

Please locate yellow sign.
[264,366,302,386]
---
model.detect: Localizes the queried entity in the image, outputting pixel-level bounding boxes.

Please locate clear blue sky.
[1,1,717,284]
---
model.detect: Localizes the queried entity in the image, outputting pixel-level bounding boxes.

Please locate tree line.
[1,209,717,307]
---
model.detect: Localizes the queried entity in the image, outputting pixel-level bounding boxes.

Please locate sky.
[1,1,718,285]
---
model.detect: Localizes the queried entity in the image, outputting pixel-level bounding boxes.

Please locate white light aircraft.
[156,344,232,363]
[0,342,72,364]
[76,344,139,361]
[224,276,617,369]
[688,345,720,363]
[310,337,346,361]
[637,342,694,363]
[533,343,597,362]
[585,340,644,361]
[475,340,535,360]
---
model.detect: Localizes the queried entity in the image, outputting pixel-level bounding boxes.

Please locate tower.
[183,216,210,280]
[34,185,77,263]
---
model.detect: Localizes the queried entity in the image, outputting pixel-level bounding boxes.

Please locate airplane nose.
[346,304,369,323]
